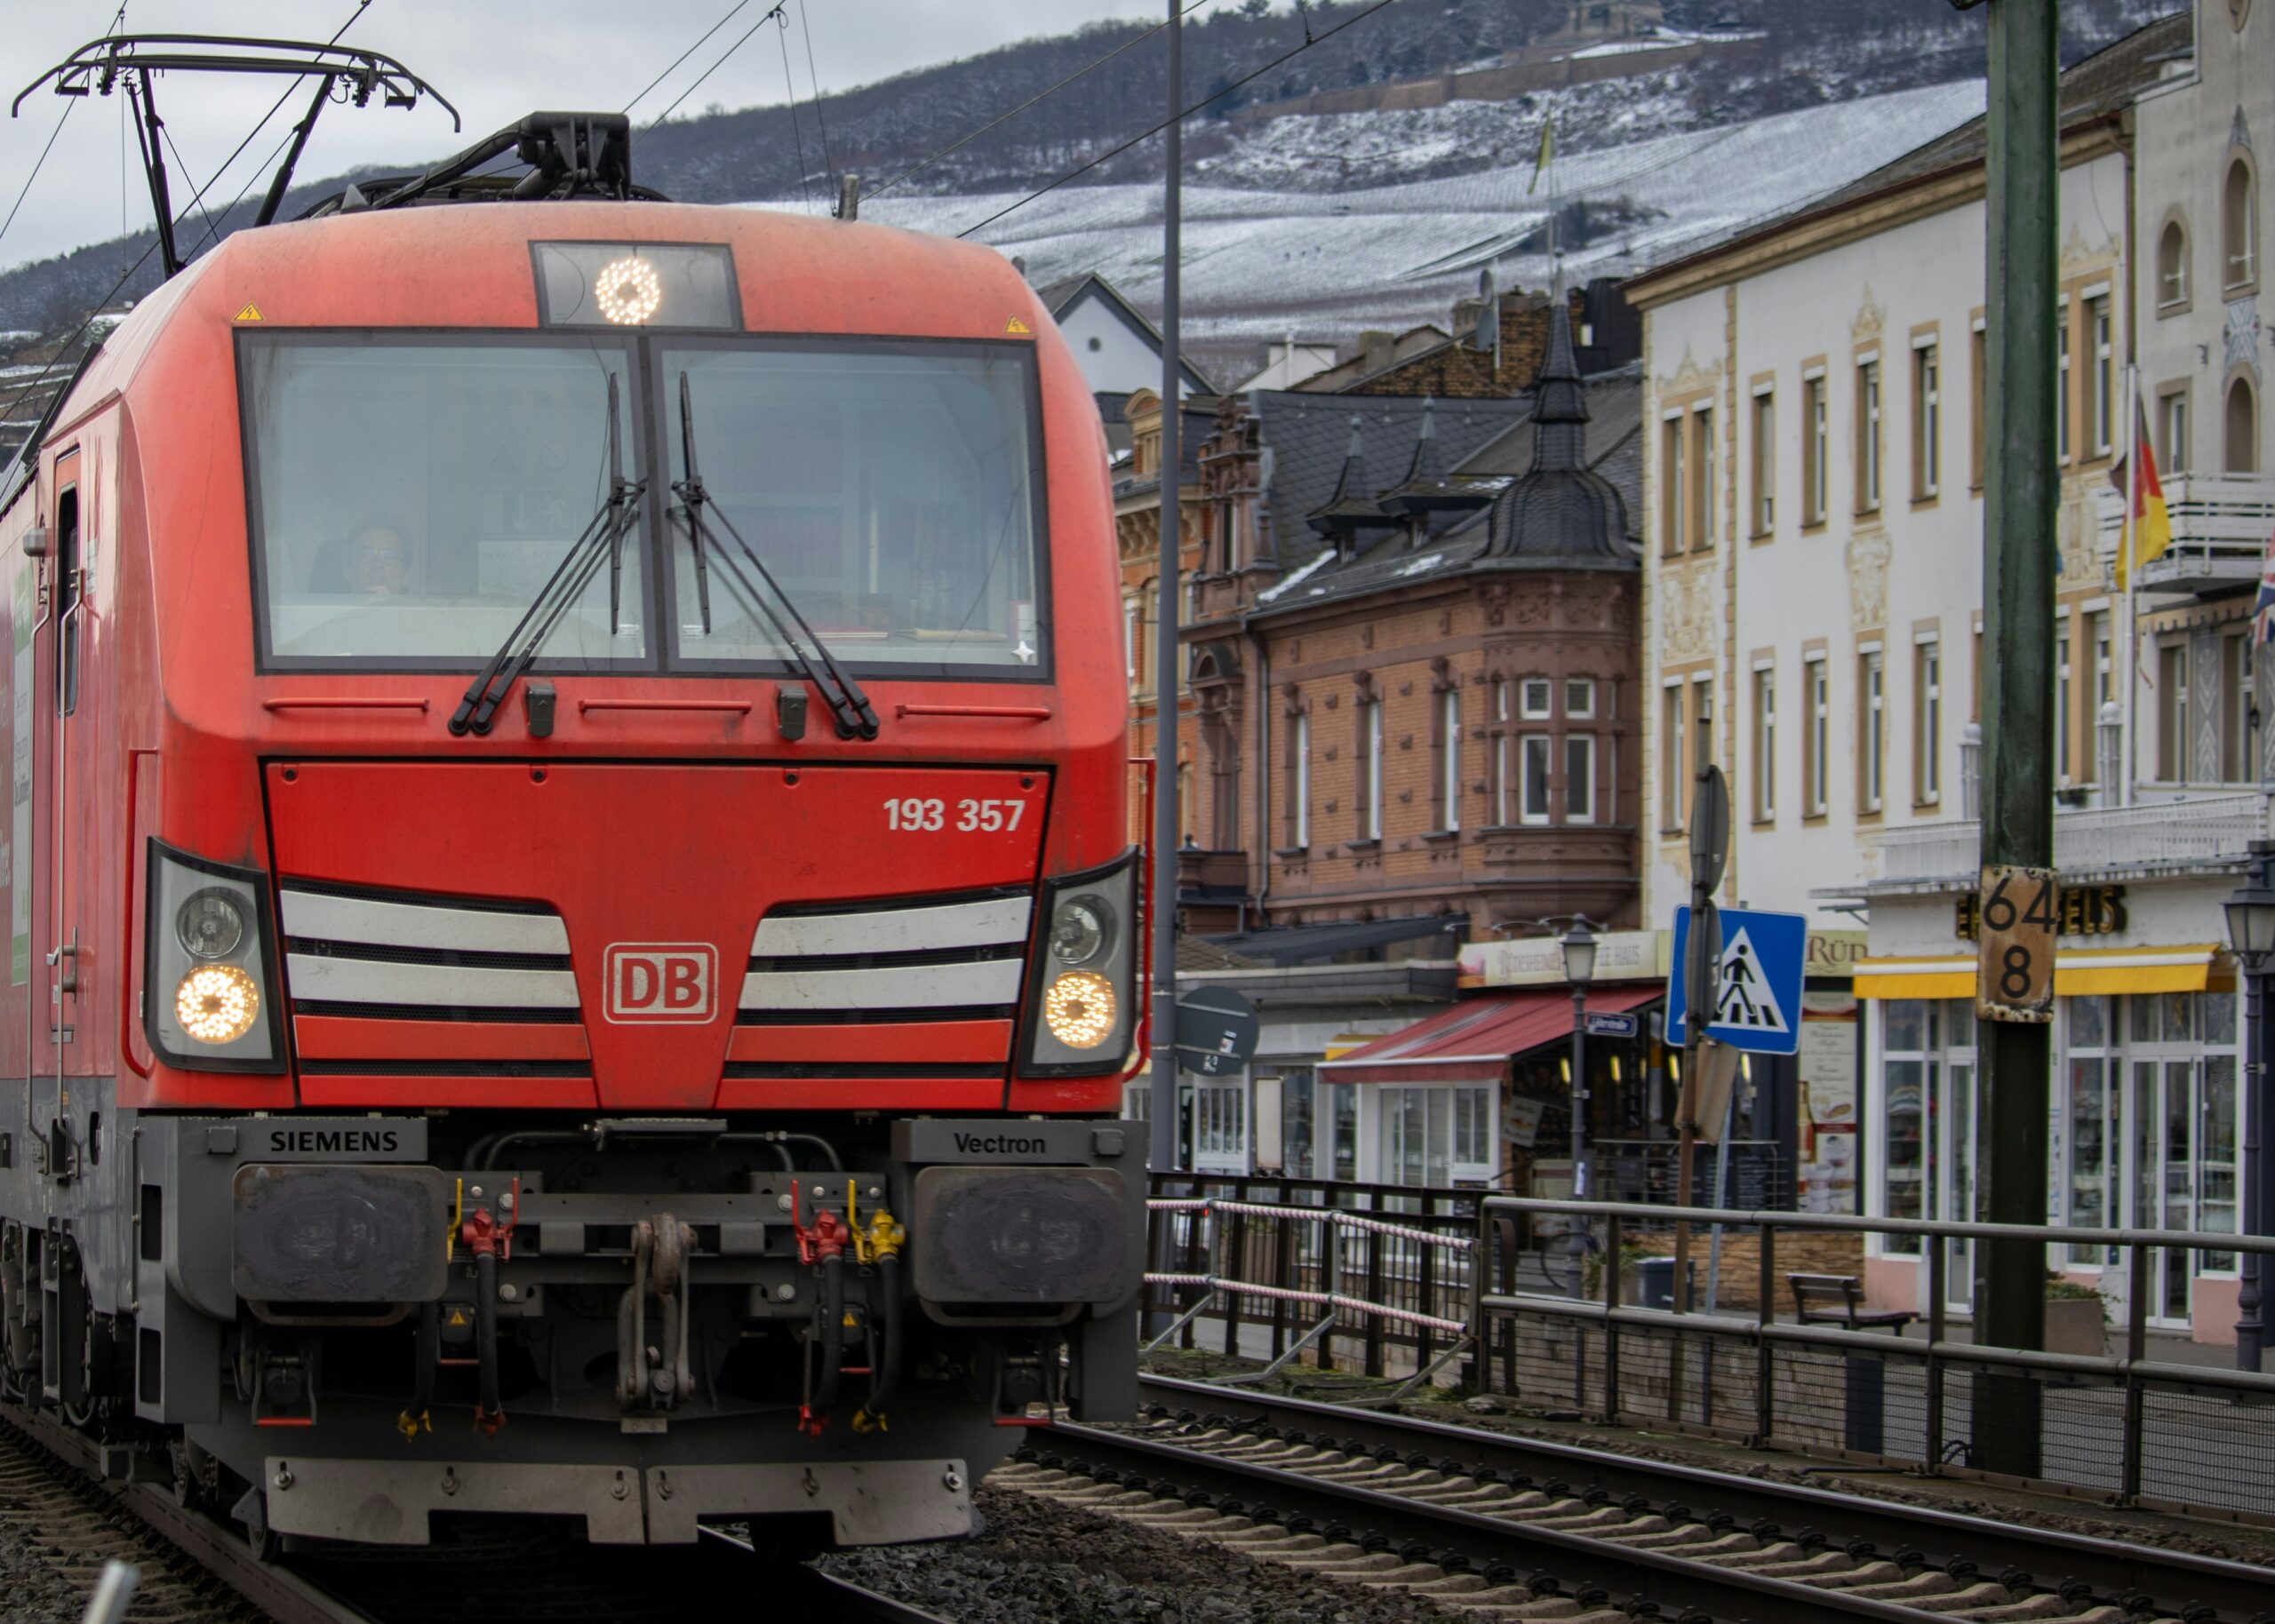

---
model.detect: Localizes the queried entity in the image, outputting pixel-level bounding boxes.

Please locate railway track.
[0,1397,948,1624]
[994,1374,2273,1624]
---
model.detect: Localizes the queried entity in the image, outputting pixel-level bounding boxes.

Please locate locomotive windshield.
[240,330,1049,680]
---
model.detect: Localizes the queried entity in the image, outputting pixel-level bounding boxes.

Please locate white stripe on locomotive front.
[280,888,571,956]
[284,954,581,1007]
[750,896,1030,959]
[739,960,1023,1011]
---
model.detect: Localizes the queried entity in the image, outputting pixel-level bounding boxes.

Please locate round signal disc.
[176,964,260,1045]
[1042,970,1116,1050]
[594,256,663,324]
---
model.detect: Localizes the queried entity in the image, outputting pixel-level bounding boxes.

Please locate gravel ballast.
[820,1483,1478,1624]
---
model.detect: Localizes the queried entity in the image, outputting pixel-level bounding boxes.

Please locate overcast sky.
[0,0,1180,272]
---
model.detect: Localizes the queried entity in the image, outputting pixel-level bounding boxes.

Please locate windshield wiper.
[450,372,645,736]
[672,371,880,741]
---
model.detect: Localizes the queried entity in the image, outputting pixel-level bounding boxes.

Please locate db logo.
[603,943,717,1023]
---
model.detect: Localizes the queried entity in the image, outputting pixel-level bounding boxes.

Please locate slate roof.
[1249,392,1533,556]
[1483,303,1632,561]
[1451,363,1643,481]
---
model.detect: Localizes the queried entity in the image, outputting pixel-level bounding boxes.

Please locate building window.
[1692,674,1714,780]
[2228,376,2260,474]
[1124,600,1138,681]
[1804,656,1830,816]
[2223,632,2257,784]
[1521,735,1553,824]
[2089,610,2112,766]
[1566,677,1595,719]
[1880,999,1944,1257]
[1912,342,1940,499]
[1435,685,1462,832]
[2057,302,2071,464]
[1379,1084,1497,1188]
[1751,388,1776,534]
[1287,709,1311,848]
[1358,696,1383,840]
[1692,404,1715,550]
[1281,1070,1316,1179]
[1493,678,1513,824]
[1660,680,1687,830]
[1969,322,1987,489]
[2157,642,2190,783]
[2056,626,2074,785]
[1661,413,1687,553]
[2162,389,2191,474]
[1195,1079,1248,1171]
[1565,734,1596,824]
[1915,640,1941,805]
[1752,665,1776,823]
[1860,649,1885,813]
[2225,155,2259,291]
[2086,294,2113,459]
[1804,374,1828,523]
[2159,217,2191,308]
[2063,998,2115,1267]
[1856,357,1882,511]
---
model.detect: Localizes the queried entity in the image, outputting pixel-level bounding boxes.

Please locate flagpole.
[2121,362,2139,807]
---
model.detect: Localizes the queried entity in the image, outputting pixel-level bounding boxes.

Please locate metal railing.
[1143,1174,1482,1380]
[1476,1195,2275,1518]
[2096,471,2275,588]
[1876,790,2268,884]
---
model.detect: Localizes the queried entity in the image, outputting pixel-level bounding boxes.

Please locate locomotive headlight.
[1042,971,1116,1049]
[1050,896,1114,966]
[175,888,247,960]
[176,965,260,1045]
[144,840,283,1071]
[1023,849,1140,1076]
[594,256,662,324]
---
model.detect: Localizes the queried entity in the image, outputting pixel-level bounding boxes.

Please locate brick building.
[1161,303,1651,1185]
[1115,388,1219,842]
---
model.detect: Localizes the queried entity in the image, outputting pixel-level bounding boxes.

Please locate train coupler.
[616,1213,695,1414]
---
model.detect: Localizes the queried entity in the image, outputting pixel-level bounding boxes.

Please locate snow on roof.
[1257,547,1334,602]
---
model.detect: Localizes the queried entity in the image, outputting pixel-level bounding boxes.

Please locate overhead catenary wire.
[864,0,1222,204]
[623,0,754,116]
[956,0,1401,241]
[773,7,812,211]
[795,0,834,190]
[647,4,786,132]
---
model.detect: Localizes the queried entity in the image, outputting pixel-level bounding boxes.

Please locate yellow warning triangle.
[1005,315,1031,334]
[235,303,264,322]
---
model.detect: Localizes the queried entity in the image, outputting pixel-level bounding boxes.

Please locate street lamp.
[2223,840,2275,1373]
[1561,917,1598,1206]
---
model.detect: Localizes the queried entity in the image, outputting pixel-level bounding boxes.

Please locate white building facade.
[1628,8,2273,1342]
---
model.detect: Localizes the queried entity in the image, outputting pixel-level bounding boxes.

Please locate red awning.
[1319,985,1661,1086]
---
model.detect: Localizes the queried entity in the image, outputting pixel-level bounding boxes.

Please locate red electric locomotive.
[0,102,1143,1552]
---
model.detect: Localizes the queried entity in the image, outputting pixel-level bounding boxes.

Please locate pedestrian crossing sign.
[1664,904,1807,1055]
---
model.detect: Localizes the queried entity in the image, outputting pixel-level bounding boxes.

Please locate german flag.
[2110,403,2173,589]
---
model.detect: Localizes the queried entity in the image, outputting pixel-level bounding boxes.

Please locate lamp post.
[2223,840,2275,1373]
[1561,914,1599,1216]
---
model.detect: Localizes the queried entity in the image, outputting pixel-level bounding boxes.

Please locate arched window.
[2226,375,2259,474]
[2224,156,2258,291]
[2158,217,2190,308]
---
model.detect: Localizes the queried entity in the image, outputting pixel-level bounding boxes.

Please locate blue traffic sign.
[1665,905,1807,1055]
[1584,1011,1639,1039]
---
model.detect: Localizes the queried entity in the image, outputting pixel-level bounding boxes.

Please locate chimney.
[1360,330,1393,375]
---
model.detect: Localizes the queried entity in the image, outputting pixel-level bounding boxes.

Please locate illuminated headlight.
[1043,971,1116,1048]
[144,839,283,1071]
[1023,849,1140,1076]
[176,965,260,1044]
[595,256,662,324]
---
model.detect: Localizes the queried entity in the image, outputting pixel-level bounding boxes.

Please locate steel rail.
[0,1396,374,1624]
[1028,1418,1960,1624]
[1132,1373,2275,1622]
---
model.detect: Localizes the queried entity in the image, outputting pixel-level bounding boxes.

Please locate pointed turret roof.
[1305,415,1399,537]
[1383,396,1493,517]
[1483,301,1632,561]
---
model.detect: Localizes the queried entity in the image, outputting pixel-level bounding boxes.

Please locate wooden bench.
[1787,1272,1915,1334]
[1786,1273,1914,1454]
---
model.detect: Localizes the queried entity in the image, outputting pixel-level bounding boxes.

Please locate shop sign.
[1955,883,2124,941]
[1805,930,1868,977]
[1459,928,1664,989]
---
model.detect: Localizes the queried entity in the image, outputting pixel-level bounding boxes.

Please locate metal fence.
[1477,1195,2275,1520]
[1142,1174,1483,1381]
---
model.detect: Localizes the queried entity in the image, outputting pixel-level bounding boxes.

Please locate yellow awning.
[1853,945,2220,1000]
